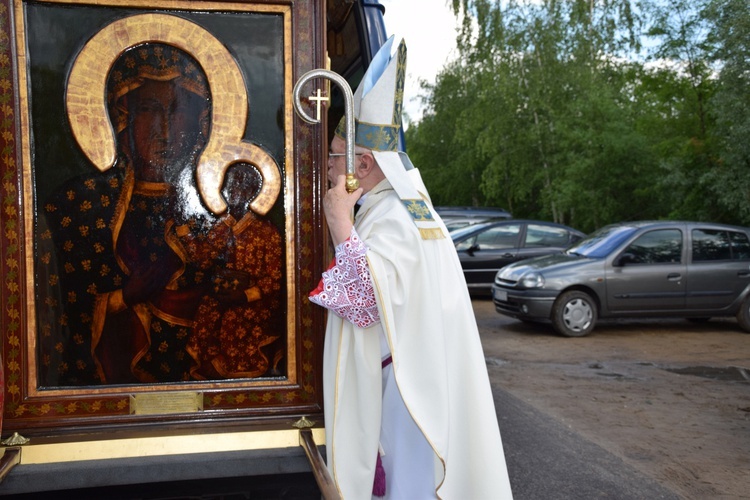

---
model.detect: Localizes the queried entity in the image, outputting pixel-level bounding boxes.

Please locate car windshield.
[450,221,494,240]
[566,225,638,258]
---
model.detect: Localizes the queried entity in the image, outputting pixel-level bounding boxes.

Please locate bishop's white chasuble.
[311,175,514,499]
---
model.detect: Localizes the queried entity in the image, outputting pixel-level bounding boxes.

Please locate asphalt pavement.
[494,386,681,500]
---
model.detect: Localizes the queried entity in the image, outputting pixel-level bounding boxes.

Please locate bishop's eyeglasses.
[328,152,364,159]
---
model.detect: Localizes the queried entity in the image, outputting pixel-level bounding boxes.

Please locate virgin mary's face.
[128,78,207,182]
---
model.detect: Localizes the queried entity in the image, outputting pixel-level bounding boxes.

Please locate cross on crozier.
[308,88,329,122]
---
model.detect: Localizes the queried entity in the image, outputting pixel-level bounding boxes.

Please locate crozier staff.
[309,36,514,499]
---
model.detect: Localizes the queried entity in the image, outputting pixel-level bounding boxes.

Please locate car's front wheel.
[552,290,597,337]
[735,295,750,333]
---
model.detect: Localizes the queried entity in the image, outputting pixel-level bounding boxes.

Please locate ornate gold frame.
[0,0,327,435]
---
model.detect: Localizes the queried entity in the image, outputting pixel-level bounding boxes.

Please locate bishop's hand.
[323,174,363,246]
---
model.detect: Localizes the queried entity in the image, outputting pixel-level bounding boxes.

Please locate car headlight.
[520,272,545,288]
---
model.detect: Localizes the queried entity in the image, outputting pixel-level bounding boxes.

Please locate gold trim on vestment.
[131,302,156,383]
[164,219,189,289]
[91,292,111,383]
[132,180,172,196]
[234,210,258,235]
[367,246,447,497]
[147,302,196,328]
[112,166,135,276]
[419,228,445,240]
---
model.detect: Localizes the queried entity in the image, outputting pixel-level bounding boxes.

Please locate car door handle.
[667,273,682,280]
[739,271,750,278]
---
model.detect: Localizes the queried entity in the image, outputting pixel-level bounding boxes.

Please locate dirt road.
[474,299,750,499]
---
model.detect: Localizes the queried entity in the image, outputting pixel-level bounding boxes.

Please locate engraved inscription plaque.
[130,392,204,415]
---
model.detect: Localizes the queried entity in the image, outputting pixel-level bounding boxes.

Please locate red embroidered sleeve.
[309,228,380,328]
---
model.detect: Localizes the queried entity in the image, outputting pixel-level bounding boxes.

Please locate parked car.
[492,220,750,337]
[435,206,512,231]
[452,219,585,296]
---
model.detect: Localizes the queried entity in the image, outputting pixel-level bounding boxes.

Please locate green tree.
[406,61,489,206]
[644,0,721,222]
[702,0,750,223]
[409,0,748,231]
[420,0,650,231]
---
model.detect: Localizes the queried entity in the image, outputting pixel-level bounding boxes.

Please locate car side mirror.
[467,243,480,255]
[615,252,637,266]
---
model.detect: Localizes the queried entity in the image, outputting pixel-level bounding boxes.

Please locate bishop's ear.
[356,152,376,178]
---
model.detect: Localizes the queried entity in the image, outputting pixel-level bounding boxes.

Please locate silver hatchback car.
[492,221,750,336]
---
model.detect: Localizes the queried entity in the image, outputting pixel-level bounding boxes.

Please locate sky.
[379,0,460,125]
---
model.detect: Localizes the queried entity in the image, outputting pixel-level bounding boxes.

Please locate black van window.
[625,229,682,264]
[730,231,750,260]
[692,229,731,262]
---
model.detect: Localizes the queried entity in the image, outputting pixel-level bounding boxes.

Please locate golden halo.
[66,13,281,215]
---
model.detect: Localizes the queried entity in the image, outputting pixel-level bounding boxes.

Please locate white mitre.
[335,36,444,240]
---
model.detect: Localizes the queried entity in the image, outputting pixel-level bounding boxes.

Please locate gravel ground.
[474,298,750,500]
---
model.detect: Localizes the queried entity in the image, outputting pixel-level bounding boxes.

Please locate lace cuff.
[309,228,380,328]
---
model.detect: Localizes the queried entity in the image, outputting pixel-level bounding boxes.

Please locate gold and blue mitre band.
[335,119,400,152]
